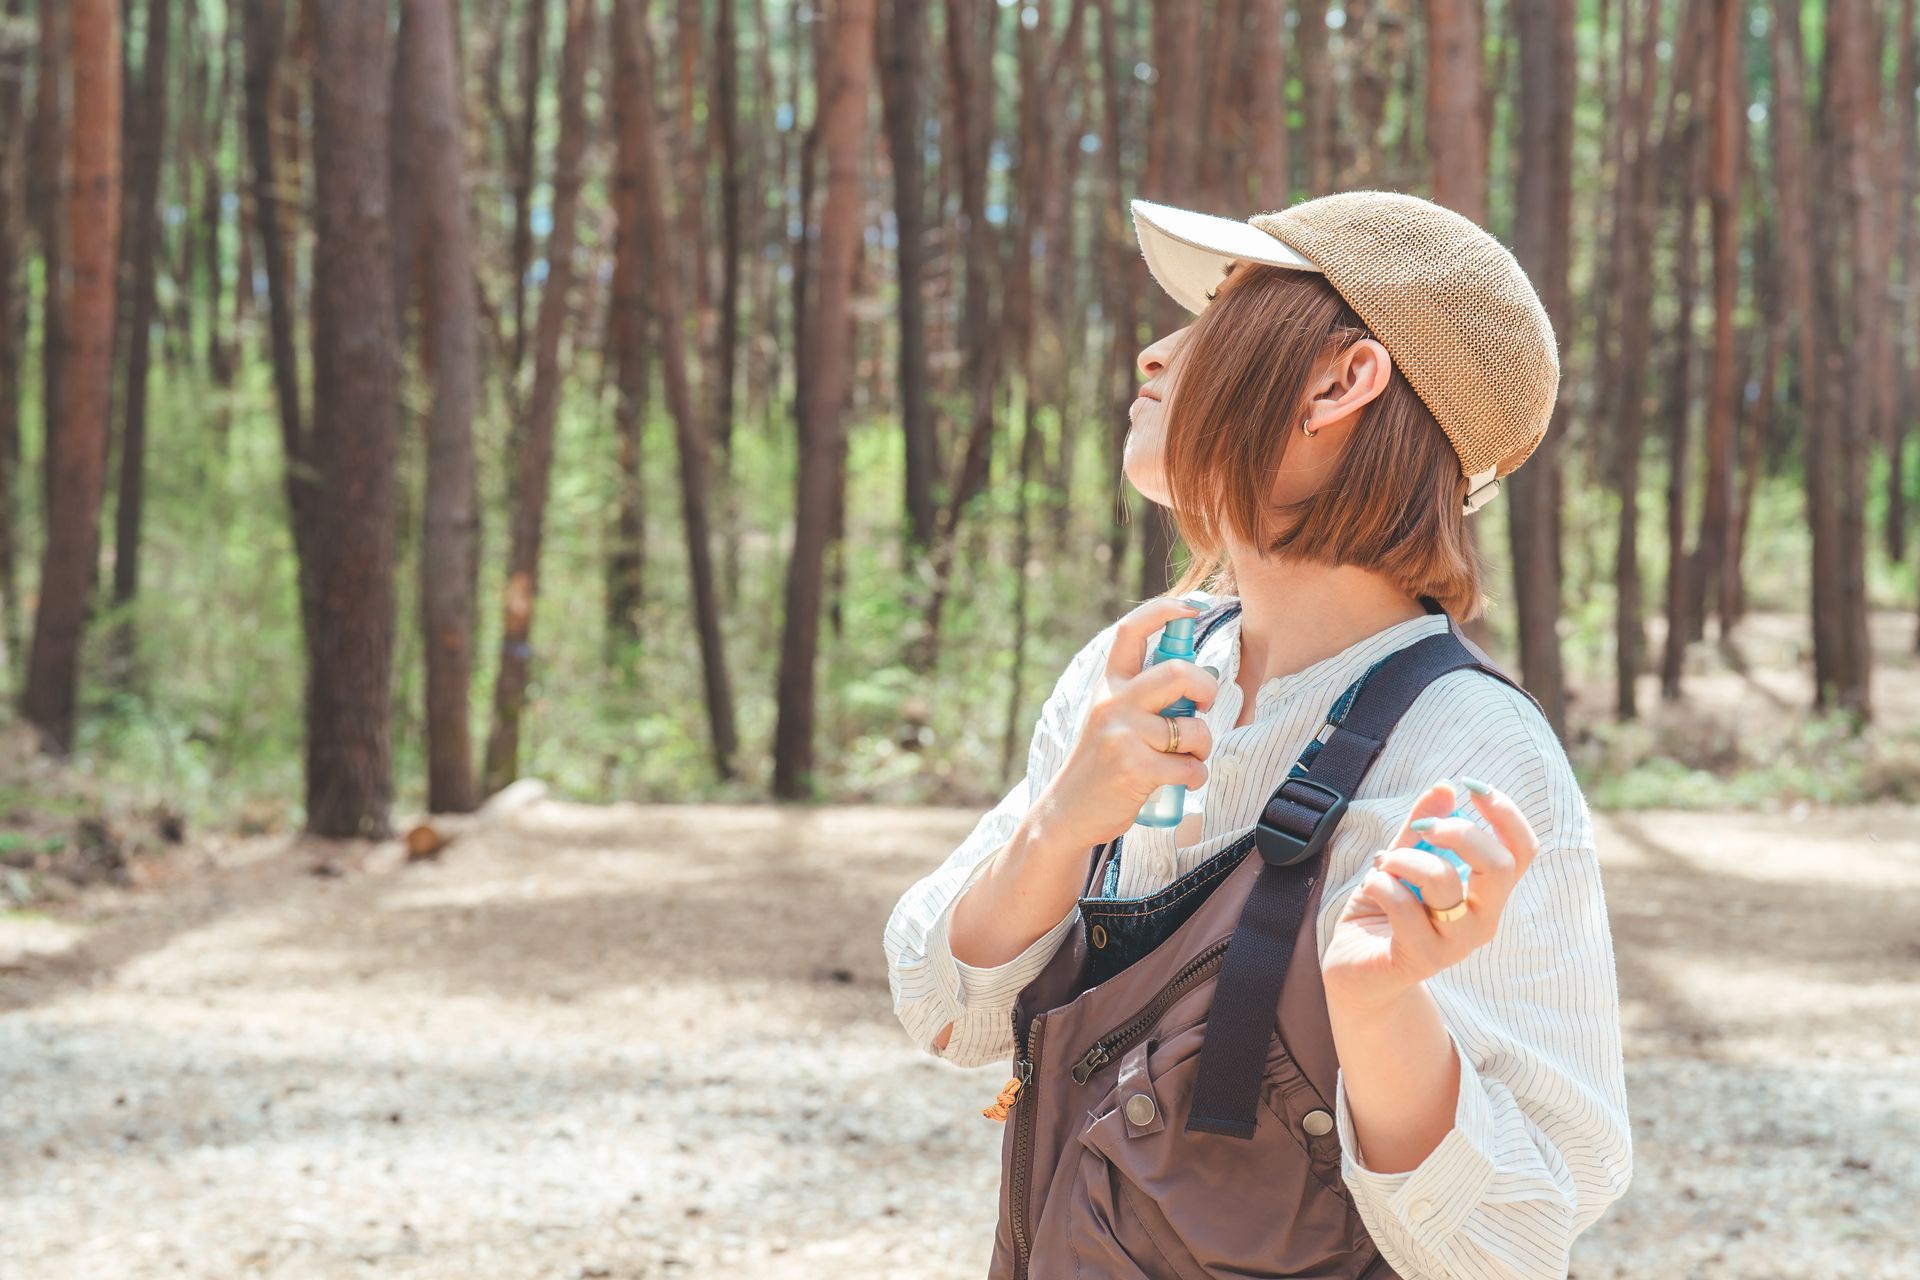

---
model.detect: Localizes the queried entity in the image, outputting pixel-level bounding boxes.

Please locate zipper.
[1009,1004,1044,1280]
[1069,936,1232,1085]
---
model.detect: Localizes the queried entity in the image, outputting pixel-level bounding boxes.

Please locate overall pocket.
[1066,1013,1370,1279]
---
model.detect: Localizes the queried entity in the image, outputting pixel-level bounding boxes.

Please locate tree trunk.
[0,0,29,676]
[1659,0,1709,702]
[1725,17,1766,630]
[405,0,481,814]
[110,0,173,670]
[161,14,200,370]
[789,29,819,502]
[1505,0,1570,736]
[31,0,69,527]
[507,0,546,386]
[484,0,592,795]
[1730,307,1771,625]
[1423,0,1485,223]
[1659,185,1702,701]
[772,0,877,798]
[1607,0,1665,721]
[1002,395,1042,782]
[1422,0,1494,652]
[618,2,739,781]
[230,0,255,336]
[745,0,783,438]
[606,0,649,650]
[1695,0,1743,640]
[1343,0,1393,188]
[1043,4,1089,551]
[712,0,744,614]
[1767,0,1834,703]
[389,1,422,342]
[1195,1,1239,205]
[1136,0,1203,601]
[674,0,711,393]
[1817,0,1880,718]
[305,0,400,838]
[1584,0,1626,470]
[1891,0,1917,568]
[880,0,935,551]
[21,0,119,752]
[1097,0,1141,594]
[1297,0,1333,193]
[1250,0,1290,211]
[203,5,234,389]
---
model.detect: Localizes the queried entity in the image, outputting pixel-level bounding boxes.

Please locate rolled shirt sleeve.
[883,618,1121,1069]
[882,777,1079,1068]
[914,836,1083,1067]
[1331,840,1634,1279]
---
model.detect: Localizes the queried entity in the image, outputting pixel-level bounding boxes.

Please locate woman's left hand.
[1321,777,1541,1014]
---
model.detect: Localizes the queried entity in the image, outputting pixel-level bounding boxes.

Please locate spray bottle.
[1399,792,1475,903]
[1134,615,1199,829]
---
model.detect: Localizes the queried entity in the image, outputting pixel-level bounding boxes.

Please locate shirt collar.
[1202,606,1451,716]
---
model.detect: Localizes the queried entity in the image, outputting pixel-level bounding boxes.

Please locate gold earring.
[1301,416,1318,438]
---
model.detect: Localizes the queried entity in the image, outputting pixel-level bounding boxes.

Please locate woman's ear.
[1302,337,1393,434]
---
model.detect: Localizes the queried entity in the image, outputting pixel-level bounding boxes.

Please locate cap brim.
[1130,197,1323,314]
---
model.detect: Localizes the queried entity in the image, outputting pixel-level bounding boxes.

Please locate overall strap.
[1185,602,1533,1140]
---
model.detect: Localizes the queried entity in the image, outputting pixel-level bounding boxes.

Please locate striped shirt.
[882,592,1633,1279]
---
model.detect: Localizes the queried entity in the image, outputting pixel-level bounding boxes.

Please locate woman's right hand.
[1029,596,1223,851]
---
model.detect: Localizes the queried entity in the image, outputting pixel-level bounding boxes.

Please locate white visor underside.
[1129,197,1323,314]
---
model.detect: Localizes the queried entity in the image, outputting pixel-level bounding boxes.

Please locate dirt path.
[2,796,1916,1278]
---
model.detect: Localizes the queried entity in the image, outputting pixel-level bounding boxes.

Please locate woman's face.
[1123,268,1393,519]
[1121,323,1194,508]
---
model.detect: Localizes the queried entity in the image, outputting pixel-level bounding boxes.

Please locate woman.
[884,191,1631,1279]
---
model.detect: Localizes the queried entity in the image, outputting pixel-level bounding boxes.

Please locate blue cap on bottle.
[1157,615,1196,659]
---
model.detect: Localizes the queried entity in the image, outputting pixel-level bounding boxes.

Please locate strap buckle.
[1253,778,1348,868]
[1462,465,1501,515]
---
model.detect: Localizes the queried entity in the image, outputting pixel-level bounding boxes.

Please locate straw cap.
[1130,191,1561,516]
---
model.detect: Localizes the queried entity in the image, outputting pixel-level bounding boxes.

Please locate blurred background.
[0,0,1915,1277]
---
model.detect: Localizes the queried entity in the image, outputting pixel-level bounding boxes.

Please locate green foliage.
[15,299,1920,833]
[1580,711,1920,811]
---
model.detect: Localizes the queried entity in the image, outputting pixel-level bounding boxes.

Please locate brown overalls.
[984,597,1533,1280]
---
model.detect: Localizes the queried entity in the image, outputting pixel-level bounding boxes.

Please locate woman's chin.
[1125,473,1172,507]
[1120,454,1171,507]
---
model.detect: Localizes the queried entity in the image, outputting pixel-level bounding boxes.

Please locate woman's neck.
[1224,550,1426,695]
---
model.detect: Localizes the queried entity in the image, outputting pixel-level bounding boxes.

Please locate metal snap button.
[1125,1093,1156,1127]
[1090,923,1108,949]
[1303,1108,1333,1136]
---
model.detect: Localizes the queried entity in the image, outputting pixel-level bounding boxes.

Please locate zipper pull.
[982,1058,1032,1122]
[1071,1042,1110,1085]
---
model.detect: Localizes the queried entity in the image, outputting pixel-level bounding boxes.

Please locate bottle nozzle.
[1156,615,1197,659]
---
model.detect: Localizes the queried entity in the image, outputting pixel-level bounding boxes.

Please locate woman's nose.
[1137,326,1186,380]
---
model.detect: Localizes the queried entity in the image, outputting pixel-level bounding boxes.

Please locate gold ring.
[1427,894,1470,924]
[1164,716,1182,753]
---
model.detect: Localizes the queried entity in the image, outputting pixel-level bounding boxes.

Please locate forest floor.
[1,785,1916,1279]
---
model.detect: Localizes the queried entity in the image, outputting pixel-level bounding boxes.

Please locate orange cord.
[981,1076,1023,1122]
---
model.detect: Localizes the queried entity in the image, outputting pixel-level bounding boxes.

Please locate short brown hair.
[1161,263,1486,619]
